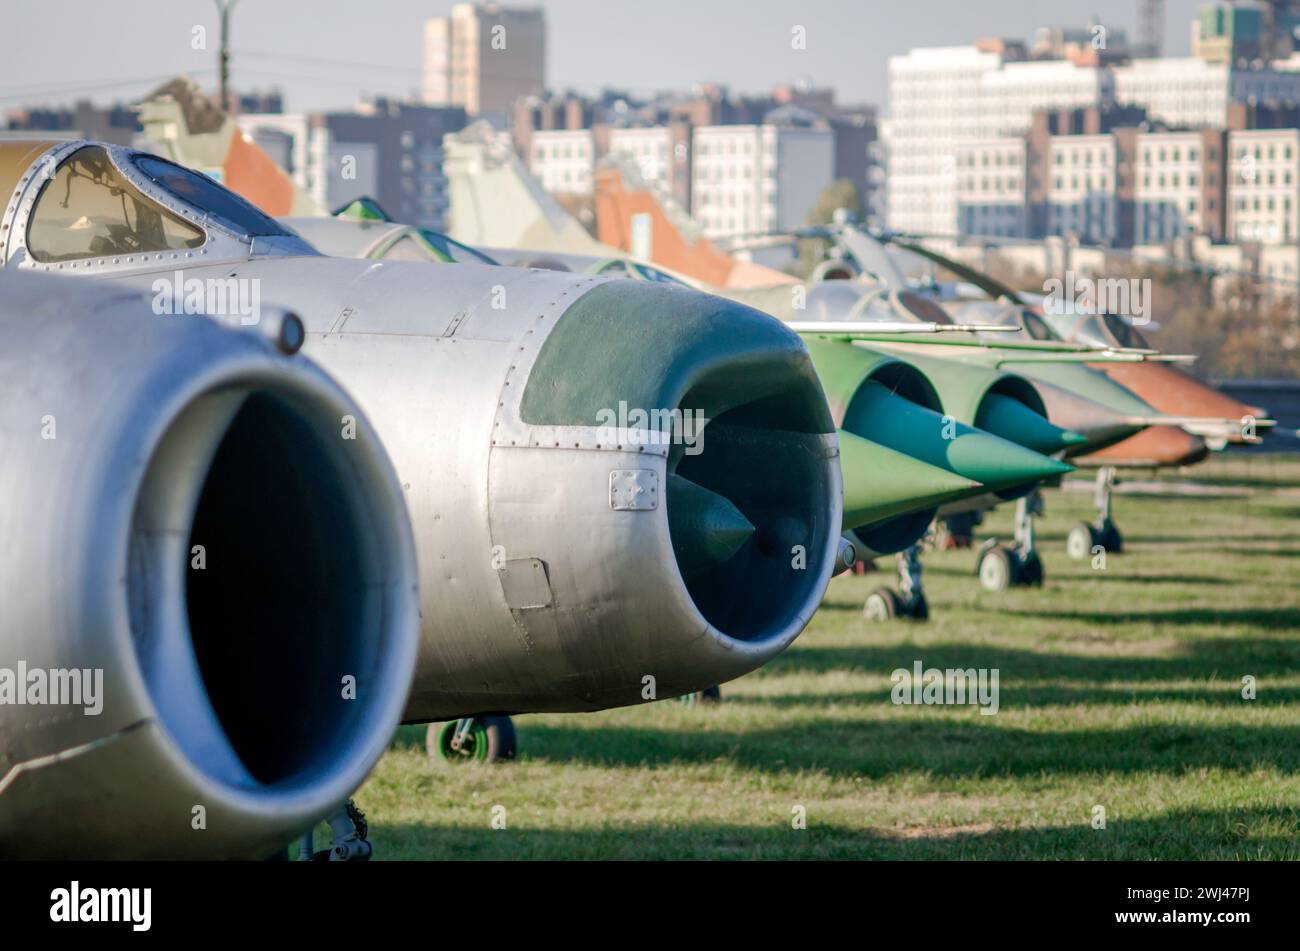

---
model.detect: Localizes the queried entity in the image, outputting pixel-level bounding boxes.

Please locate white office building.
[1046,133,1118,244]
[1134,130,1216,243]
[607,126,675,196]
[885,45,1109,237]
[1114,57,1300,128]
[1228,128,1300,244]
[691,124,834,239]
[954,137,1029,238]
[887,44,1300,239]
[529,128,595,196]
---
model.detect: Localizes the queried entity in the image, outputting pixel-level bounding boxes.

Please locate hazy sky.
[1,0,1205,114]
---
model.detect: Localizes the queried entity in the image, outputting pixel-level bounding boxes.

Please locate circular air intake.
[667,363,837,644]
[975,376,1056,500]
[843,360,946,557]
[127,370,416,813]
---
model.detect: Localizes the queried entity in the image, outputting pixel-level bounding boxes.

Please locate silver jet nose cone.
[667,473,757,572]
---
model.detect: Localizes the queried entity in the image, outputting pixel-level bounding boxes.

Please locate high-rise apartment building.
[423,3,545,121]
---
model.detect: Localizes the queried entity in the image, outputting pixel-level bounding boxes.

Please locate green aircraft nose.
[845,380,1075,493]
[667,473,756,573]
[976,392,1088,455]
[837,430,983,532]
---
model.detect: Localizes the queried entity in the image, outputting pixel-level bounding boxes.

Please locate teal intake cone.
[845,381,1074,493]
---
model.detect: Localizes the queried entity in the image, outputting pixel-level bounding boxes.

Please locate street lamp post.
[214,0,239,113]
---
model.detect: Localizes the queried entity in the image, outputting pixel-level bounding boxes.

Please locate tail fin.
[594,155,796,288]
[136,77,323,217]
[444,120,613,255]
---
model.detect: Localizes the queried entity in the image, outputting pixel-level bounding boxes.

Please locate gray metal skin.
[5,142,843,723]
[285,216,414,259]
[0,272,420,859]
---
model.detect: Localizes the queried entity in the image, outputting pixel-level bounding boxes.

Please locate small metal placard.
[499,558,553,609]
[609,469,659,511]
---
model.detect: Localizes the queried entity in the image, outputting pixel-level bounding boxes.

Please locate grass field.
[355,453,1300,860]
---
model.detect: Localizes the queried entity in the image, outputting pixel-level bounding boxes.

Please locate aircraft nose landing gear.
[297,799,372,861]
[863,542,929,621]
[1067,466,1123,560]
[676,685,723,706]
[976,490,1045,592]
[426,716,518,765]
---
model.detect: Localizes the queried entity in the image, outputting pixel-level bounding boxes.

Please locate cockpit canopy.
[1036,304,1154,349]
[24,145,293,264]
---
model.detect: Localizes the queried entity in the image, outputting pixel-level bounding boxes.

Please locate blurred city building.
[422,2,545,127]
[3,101,140,145]
[888,5,1300,243]
[691,117,835,239]
[239,99,467,229]
[510,83,873,234]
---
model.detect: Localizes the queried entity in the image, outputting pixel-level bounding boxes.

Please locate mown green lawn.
[355,454,1300,859]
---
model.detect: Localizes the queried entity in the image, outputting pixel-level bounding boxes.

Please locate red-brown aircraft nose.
[1090,362,1266,442]
[1078,424,1209,468]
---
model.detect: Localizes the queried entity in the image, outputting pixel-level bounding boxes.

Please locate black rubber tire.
[426,716,517,765]
[907,592,929,621]
[1018,550,1044,587]
[1099,521,1124,554]
[1066,522,1095,561]
[863,586,901,621]
[978,546,1015,592]
[677,685,723,707]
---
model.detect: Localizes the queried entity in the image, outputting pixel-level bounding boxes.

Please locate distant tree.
[807,179,863,226]
[794,179,864,279]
